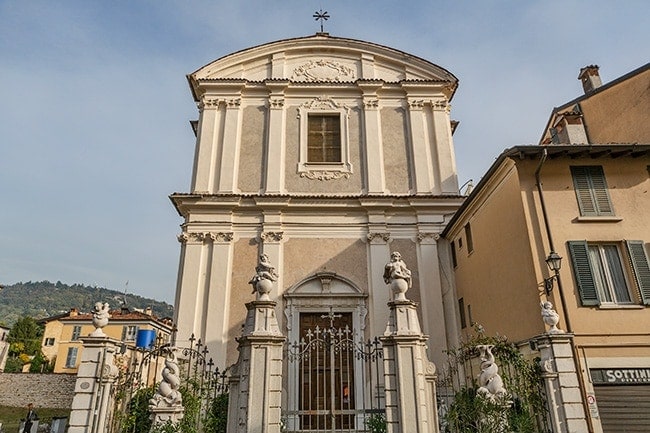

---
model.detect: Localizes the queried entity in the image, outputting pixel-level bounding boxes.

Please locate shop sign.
[591,368,650,384]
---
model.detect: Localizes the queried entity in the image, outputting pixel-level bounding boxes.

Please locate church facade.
[171,33,464,374]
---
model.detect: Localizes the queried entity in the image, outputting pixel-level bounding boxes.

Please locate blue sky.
[1,1,648,304]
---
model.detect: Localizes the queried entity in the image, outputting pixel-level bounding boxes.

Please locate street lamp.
[544,251,562,295]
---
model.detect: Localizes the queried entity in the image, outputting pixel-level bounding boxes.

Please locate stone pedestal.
[227,300,286,433]
[67,336,120,433]
[534,333,589,433]
[381,300,439,433]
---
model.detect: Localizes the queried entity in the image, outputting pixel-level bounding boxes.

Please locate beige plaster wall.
[580,68,650,144]
[381,107,411,194]
[451,164,545,341]
[283,238,368,290]
[524,157,650,338]
[237,105,265,193]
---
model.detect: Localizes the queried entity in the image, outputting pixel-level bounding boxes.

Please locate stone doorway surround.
[283,272,369,431]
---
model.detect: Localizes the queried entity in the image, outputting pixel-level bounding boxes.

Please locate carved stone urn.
[255,278,273,302]
[391,278,409,302]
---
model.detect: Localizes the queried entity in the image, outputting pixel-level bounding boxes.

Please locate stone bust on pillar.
[383,251,412,302]
[248,253,279,301]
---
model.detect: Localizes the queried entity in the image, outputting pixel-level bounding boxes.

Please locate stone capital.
[260,231,284,243]
[417,232,440,244]
[367,232,391,244]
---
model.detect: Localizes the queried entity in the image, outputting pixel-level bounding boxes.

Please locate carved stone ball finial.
[248,253,279,301]
[383,251,412,302]
[90,302,110,336]
[540,301,564,334]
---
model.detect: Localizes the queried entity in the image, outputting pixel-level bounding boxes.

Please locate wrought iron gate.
[285,316,384,432]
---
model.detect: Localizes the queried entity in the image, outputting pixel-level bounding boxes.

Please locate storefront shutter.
[626,240,650,305]
[568,240,599,305]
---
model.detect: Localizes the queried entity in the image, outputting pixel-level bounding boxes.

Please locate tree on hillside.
[5,316,48,373]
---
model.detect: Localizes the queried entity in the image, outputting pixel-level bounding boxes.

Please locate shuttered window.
[626,241,650,305]
[122,325,138,341]
[71,325,82,341]
[569,240,650,306]
[65,347,78,368]
[571,166,614,216]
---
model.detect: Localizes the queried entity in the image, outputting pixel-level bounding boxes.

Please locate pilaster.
[192,97,221,193]
[430,99,458,194]
[218,97,243,193]
[264,82,289,193]
[367,231,391,337]
[173,232,208,347]
[359,81,386,193]
[406,99,434,194]
[415,233,447,368]
[204,232,235,368]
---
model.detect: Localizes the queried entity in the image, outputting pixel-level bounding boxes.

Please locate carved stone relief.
[291,59,356,82]
[299,171,351,181]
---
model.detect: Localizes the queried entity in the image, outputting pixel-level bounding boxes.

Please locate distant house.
[40,306,173,373]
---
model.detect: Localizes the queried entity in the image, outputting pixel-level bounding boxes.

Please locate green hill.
[0,280,174,326]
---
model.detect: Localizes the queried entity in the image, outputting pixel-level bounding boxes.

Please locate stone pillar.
[534,333,589,433]
[359,81,386,194]
[227,300,286,433]
[406,98,434,194]
[67,336,120,433]
[381,300,439,433]
[264,83,288,194]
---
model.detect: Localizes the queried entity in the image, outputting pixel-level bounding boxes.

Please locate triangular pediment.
[189,34,457,97]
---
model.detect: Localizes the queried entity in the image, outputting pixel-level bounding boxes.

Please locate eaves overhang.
[441,143,650,238]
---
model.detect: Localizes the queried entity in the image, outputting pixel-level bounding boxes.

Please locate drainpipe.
[534,148,572,333]
[535,149,594,433]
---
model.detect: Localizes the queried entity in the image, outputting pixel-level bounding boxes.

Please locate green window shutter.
[572,167,596,215]
[626,240,650,305]
[570,166,614,216]
[568,241,600,305]
[588,166,614,215]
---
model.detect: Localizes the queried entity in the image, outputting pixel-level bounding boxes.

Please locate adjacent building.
[40,307,173,373]
[442,64,650,433]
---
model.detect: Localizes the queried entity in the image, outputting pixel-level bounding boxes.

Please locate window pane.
[588,246,612,303]
[603,245,631,303]
[307,115,341,163]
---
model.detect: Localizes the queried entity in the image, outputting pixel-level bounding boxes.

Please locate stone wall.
[0,373,75,408]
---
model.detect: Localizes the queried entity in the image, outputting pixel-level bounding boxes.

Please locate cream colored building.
[443,64,650,433]
[171,33,464,376]
[41,307,172,373]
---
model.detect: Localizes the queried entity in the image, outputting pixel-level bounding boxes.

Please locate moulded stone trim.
[367,232,391,244]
